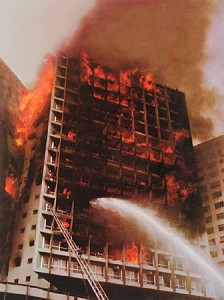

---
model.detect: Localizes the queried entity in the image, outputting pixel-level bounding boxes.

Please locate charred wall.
[41,54,201,269]
[0,60,26,279]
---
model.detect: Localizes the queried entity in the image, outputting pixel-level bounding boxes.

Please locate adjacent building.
[0,59,26,280]
[195,135,224,267]
[0,54,215,299]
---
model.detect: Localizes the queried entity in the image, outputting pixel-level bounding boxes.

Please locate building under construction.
[0,54,215,299]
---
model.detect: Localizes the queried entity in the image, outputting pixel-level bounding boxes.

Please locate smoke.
[63,0,216,142]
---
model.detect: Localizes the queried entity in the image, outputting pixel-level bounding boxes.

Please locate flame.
[120,68,137,95]
[140,72,154,91]
[62,219,70,229]
[68,131,76,140]
[120,71,130,94]
[122,131,134,142]
[174,128,190,144]
[163,146,173,153]
[80,50,92,84]
[165,173,195,205]
[94,65,106,79]
[5,174,17,197]
[107,73,119,92]
[94,91,104,100]
[125,240,139,263]
[107,81,119,92]
[94,78,105,89]
[165,173,180,206]
[156,87,162,95]
[15,55,55,146]
[163,153,176,166]
[121,99,129,107]
[180,183,196,202]
[150,150,161,162]
[63,188,72,199]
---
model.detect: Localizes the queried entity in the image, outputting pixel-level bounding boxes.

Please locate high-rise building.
[0,59,26,280]
[195,136,224,267]
[0,54,214,299]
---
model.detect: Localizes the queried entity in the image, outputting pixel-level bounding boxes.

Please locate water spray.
[92,197,224,296]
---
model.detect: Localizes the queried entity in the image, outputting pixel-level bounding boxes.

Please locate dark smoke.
[63,0,216,142]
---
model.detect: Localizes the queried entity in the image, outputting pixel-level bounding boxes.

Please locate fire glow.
[5,174,17,197]
[80,51,161,102]
[93,198,224,291]
[15,55,55,146]
[165,173,195,206]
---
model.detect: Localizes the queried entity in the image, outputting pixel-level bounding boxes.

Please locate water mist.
[92,197,224,297]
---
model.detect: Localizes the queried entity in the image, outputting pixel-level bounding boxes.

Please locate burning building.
[0,59,26,280]
[0,54,214,299]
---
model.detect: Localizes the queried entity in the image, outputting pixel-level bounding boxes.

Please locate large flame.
[5,174,17,197]
[140,72,154,91]
[80,50,92,84]
[15,55,55,146]
[125,240,139,263]
[174,128,190,144]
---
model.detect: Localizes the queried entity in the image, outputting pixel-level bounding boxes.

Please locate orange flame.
[163,146,173,153]
[94,76,106,89]
[94,91,104,100]
[62,219,70,229]
[163,153,176,166]
[108,81,119,92]
[125,240,139,263]
[5,174,17,197]
[122,132,134,142]
[15,55,55,146]
[120,71,131,95]
[156,87,162,94]
[94,65,106,79]
[150,150,161,162]
[180,183,195,202]
[165,173,180,206]
[80,50,92,84]
[68,131,76,140]
[174,128,190,144]
[140,72,154,91]
[120,68,138,95]
[121,99,129,107]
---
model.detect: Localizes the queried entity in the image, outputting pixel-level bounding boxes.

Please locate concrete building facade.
[0,54,215,299]
[0,59,26,280]
[195,135,224,267]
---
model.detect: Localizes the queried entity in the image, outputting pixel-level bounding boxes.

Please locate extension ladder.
[47,203,109,300]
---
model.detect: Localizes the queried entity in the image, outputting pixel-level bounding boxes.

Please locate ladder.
[47,203,109,300]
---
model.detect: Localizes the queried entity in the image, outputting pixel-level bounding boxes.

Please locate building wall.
[0,59,26,279]
[7,111,51,289]
[30,54,210,298]
[5,54,213,299]
[195,135,224,265]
